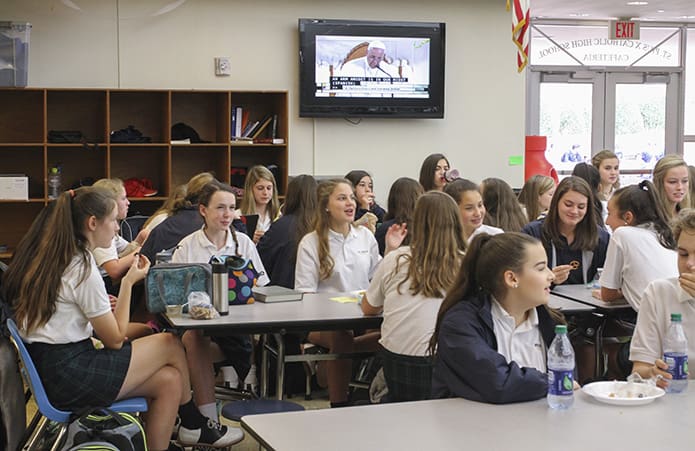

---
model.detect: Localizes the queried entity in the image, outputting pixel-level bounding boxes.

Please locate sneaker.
[124,177,158,197]
[178,418,244,448]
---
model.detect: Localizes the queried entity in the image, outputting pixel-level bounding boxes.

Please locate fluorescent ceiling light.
[626,1,648,5]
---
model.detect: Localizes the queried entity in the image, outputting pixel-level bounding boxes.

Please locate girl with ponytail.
[429,232,564,404]
[598,180,678,310]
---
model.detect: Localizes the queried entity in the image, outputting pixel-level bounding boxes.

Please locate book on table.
[253,286,304,303]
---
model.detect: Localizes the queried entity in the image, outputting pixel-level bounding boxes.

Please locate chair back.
[119,215,149,242]
[6,318,72,423]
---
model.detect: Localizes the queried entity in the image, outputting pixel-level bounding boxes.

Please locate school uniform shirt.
[295,225,380,293]
[257,213,272,233]
[490,298,546,372]
[599,225,677,311]
[92,234,129,278]
[431,293,558,404]
[521,219,610,285]
[22,252,111,344]
[171,227,269,286]
[468,224,504,243]
[366,247,444,357]
[630,277,695,377]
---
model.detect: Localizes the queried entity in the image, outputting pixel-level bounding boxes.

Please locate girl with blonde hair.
[652,155,691,218]
[362,191,466,401]
[239,165,280,243]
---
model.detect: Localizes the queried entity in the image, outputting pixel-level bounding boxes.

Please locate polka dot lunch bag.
[210,255,260,305]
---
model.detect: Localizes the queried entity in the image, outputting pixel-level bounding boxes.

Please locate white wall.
[0,0,526,201]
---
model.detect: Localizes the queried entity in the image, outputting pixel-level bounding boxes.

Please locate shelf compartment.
[231,91,287,141]
[0,146,45,198]
[48,145,107,192]
[231,147,287,195]
[47,90,107,143]
[171,91,230,144]
[0,203,45,252]
[0,89,44,143]
[109,146,169,198]
[109,90,169,144]
[172,145,230,187]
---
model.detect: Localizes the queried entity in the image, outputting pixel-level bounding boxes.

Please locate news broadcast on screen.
[314,36,431,99]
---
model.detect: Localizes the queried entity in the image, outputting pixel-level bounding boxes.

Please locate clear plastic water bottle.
[663,313,689,393]
[547,324,575,409]
[47,165,61,199]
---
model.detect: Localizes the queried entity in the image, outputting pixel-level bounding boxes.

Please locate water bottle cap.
[554,324,567,334]
[50,167,59,174]
[670,313,682,322]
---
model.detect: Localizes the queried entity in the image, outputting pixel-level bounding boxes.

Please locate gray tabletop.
[548,293,594,314]
[241,385,695,451]
[552,284,631,310]
[162,292,382,334]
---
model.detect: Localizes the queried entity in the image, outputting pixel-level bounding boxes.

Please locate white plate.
[582,381,665,406]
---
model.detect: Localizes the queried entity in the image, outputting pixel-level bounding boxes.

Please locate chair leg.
[22,415,49,451]
[49,426,68,451]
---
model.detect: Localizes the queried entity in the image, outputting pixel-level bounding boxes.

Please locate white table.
[242,385,695,451]
[552,284,630,310]
[548,293,594,313]
[163,293,382,399]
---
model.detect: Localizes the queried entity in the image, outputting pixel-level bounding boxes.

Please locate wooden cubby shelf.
[0,88,288,257]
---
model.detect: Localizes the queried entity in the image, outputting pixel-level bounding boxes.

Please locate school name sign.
[534,37,674,65]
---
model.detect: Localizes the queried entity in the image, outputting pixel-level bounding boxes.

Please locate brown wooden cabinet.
[0,88,288,258]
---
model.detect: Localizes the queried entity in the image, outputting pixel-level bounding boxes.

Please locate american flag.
[507,0,530,72]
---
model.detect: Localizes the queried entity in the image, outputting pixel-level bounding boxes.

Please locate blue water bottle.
[547,324,575,409]
[663,313,688,393]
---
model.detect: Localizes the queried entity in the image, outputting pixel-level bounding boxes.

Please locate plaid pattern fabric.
[381,347,433,402]
[28,339,131,410]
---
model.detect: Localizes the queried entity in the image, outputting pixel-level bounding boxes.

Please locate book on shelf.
[250,114,274,139]
[241,120,259,138]
[252,286,304,303]
[171,138,191,144]
[252,138,285,144]
[270,114,278,139]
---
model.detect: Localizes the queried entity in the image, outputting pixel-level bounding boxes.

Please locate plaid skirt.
[381,347,433,402]
[28,338,132,410]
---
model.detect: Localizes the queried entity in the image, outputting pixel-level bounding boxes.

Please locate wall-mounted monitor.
[299,18,445,118]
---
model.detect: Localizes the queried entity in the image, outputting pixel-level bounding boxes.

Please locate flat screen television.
[298,18,445,118]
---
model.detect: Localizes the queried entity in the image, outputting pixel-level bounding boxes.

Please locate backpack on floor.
[60,409,146,451]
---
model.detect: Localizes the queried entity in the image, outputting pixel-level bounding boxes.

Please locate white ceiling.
[532,0,695,22]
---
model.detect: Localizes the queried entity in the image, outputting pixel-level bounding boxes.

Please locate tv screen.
[299,19,445,118]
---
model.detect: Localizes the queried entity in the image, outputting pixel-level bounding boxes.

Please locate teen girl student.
[375,177,424,256]
[239,165,280,244]
[444,178,502,243]
[92,178,149,292]
[257,174,318,288]
[294,179,405,407]
[630,208,695,388]
[653,155,691,219]
[518,175,555,223]
[172,181,268,425]
[418,153,450,192]
[572,163,606,226]
[142,183,187,232]
[521,176,610,286]
[362,191,466,401]
[598,181,677,310]
[3,187,239,451]
[592,150,620,201]
[345,170,386,224]
[429,233,563,403]
[480,177,528,232]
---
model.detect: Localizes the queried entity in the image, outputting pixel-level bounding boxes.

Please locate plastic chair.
[6,319,148,451]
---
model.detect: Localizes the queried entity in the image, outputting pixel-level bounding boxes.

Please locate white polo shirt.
[599,225,678,311]
[469,224,504,243]
[22,252,111,344]
[366,247,444,356]
[92,235,130,278]
[171,228,269,286]
[630,277,695,378]
[490,298,547,372]
[295,226,380,293]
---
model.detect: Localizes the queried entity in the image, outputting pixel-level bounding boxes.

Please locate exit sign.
[609,20,640,40]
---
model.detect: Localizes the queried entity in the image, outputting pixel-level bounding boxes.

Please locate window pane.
[684,142,695,166]
[614,83,665,173]
[540,83,592,172]
[685,29,695,135]
[531,25,681,67]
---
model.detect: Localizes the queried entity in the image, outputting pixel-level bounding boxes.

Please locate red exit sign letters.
[609,20,640,40]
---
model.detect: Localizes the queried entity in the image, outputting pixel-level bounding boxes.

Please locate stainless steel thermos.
[212,262,229,316]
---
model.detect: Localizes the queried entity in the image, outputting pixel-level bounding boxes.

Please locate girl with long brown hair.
[362,191,466,401]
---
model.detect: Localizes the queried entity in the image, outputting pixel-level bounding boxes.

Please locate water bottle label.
[664,352,689,380]
[548,369,573,396]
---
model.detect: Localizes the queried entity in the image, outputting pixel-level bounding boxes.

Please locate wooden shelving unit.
[0,88,289,258]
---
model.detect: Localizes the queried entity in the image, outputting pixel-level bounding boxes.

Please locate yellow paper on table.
[330,290,365,303]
